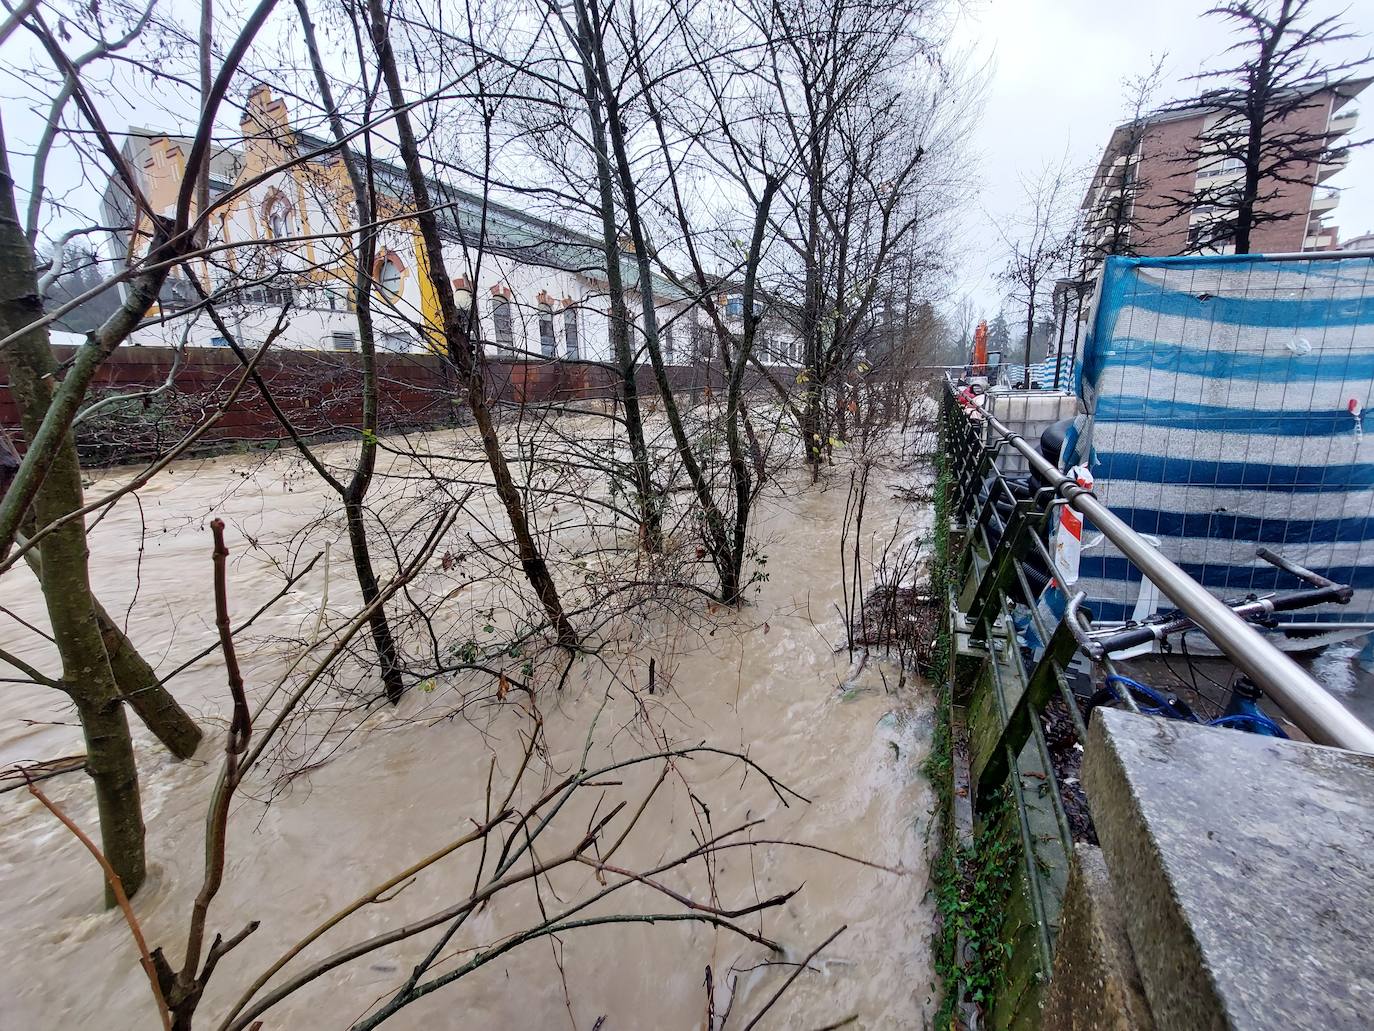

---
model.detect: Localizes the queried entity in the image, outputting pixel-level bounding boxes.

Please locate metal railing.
[944,376,1374,753]
[939,282,1374,1022]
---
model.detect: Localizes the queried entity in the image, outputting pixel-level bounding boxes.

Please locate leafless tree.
[1081,55,1167,265]
[0,0,282,898]
[997,160,1078,384]
[1160,0,1369,254]
[362,0,580,648]
[0,0,961,970]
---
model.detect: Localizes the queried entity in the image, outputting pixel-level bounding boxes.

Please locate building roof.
[100,111,688,302]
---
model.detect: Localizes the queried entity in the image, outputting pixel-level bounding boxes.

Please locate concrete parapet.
[1082,708,1374,1030]
[1041,843,1154,1031]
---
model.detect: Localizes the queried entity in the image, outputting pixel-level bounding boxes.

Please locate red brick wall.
[1248,92,1328,254]
[0,345,734,464]
[1130,91,1331,256]
[1133,111,1206,256]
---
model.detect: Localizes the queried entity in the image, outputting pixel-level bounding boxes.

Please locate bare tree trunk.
[1023,300,1035,386]
[575,27,661,553]
[297,0,405,701]
[575,0,739,600]
[722,358,752,601]
[0,114,212,896]
[801,132,826,483]
[195,0,212,248]
[741,405,766,486]
[0,239,147,903]
[365,0,578,647]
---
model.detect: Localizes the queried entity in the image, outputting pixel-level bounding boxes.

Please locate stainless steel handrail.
[964,394,1374,753]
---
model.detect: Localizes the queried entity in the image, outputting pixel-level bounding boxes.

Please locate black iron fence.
[938,372,1374,1024]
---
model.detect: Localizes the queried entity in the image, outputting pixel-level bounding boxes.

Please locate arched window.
[563,306,580,360]
[264,194,293,240]
[490,295,514,353]
[454,285,478,341]
[376,254,404,297]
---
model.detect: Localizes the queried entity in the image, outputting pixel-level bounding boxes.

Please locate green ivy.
[925,438,1019,1024]
[936,800,1018,1020]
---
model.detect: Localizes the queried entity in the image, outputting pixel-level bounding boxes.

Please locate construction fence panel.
[1063,253,1374,628]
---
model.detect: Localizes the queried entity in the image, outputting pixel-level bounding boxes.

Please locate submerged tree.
[0,0,969,925]
[0,0,287,897]
[363,0,580,647]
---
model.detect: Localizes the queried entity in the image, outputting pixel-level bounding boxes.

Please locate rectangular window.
[491,296,513,354]
[380,331,413,352]
[330,330,357,351]
[209,335,230,348]
[538,303,556,357]
[265,284,294,307]
[725,294,743,317]
[1198,155,1243,180]
[564,307,580,359]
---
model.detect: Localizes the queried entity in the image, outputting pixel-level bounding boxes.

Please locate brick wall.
[1130,92,1331,256]
[0,345,738,465]
[1133,111,1205,256]
[1248,92,1327,253]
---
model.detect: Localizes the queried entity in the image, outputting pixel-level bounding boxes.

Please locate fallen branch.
[0,754,85,793]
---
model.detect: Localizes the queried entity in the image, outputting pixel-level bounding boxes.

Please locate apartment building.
[1080,78,1368,273]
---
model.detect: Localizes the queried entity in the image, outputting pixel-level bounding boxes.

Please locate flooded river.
[0,422,938,1029]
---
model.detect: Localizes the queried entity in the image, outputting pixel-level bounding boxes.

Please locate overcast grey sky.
[950,0,1374,320]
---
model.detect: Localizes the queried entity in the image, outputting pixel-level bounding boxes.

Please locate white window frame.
[538,302,556,358]
[378,257,403,297]
[563,306,580,360]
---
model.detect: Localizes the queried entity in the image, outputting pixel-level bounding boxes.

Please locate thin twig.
[23,776,172,1031]
[740,925,848,1031]
[162,517,260,1021]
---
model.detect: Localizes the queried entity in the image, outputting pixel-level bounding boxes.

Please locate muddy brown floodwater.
[0,422,939,1030]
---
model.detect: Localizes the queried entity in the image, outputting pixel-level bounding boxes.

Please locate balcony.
[1318,148,1350,182]
[1329,107,1358,137]
[1311,187,1340,214]
[1305,227,1339,251]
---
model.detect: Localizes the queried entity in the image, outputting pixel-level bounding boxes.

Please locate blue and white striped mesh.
[999,353,1075,391]
[1063,253,1374,627]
